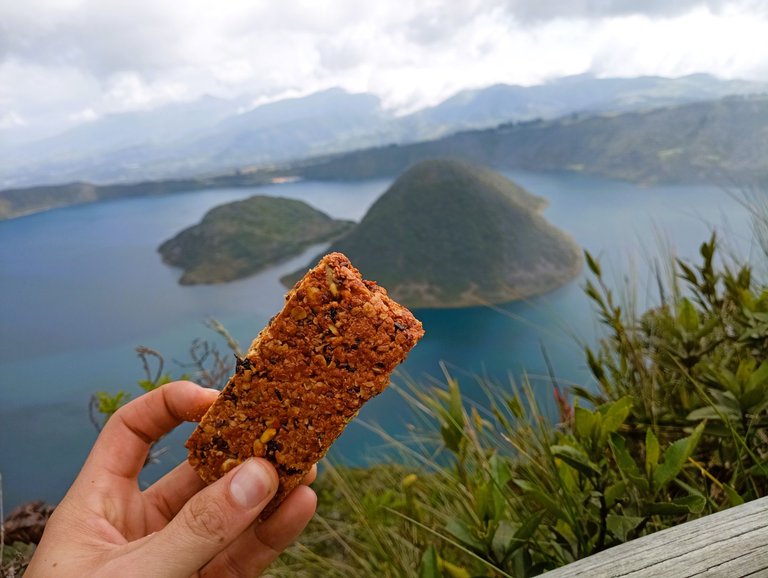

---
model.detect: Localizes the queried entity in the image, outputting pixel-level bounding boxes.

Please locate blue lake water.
[0,171,755,509]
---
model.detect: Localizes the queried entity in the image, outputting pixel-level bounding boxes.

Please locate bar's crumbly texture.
[186,252,424,517]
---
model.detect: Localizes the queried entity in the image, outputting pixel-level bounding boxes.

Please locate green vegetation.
[283,159,582,308]
[265,235,768,577]
[0,171,278,221]
[1,541,34,577]
[86,233,768,577]
[4,95,768,222]
[8,75,764,194]
[5,234,765,577]
[297,95,768,185]
[158,196,354,285]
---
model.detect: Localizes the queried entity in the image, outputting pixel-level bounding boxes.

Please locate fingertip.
[295,484,318,514]
[166,381,219,421]
[257,484,317,539]
[229,458,279,510]
[194,474,317,577]
[302,464,318,486]
[164,379,202,392]
[280,484,317,524]
[252,457,279,487]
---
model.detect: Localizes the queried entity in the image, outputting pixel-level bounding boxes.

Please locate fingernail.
[230,459,273,508]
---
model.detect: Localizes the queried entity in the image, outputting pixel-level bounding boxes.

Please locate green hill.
[282,160,582,308]
[296,95,768,185]
[159,195,354,285]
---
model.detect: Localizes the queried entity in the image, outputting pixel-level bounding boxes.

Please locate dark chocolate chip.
[235,355,252,372]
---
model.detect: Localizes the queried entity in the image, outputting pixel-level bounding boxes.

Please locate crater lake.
[0,171,754,508]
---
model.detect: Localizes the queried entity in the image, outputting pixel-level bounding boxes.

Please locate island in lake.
[158,195,354,285]
[282,159,583,308]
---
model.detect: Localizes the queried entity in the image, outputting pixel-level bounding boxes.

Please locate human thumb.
[130,458,278,578]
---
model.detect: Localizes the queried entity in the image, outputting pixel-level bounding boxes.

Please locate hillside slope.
[4,95,767,221]
[3,74,765,189]
[298,95,768,185]
[283,160,582,308]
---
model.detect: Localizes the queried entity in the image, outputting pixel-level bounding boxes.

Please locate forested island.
[158,196,353,285]
[158,160,581,306]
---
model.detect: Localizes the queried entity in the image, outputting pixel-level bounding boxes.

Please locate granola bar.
[185,252,424,517]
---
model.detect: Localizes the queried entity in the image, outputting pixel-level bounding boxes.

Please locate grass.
[267,234,768,577]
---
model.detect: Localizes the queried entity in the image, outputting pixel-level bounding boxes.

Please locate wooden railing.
[540,497,768,577]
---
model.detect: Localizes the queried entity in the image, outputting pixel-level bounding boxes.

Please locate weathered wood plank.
[539,497,768,577]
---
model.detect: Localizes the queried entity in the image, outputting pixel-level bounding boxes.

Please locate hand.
[26,381,317,577]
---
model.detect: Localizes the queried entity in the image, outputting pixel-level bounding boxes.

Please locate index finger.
[83,381,219,480]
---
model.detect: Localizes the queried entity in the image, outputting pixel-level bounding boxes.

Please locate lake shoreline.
[0,171,752,509]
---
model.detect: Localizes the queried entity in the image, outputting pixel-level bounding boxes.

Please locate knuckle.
[183,497,230,544]
[220,550,252,578]
[200,550,254,578]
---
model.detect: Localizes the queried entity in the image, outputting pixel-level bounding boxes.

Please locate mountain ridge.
[2,94,767,220]
[295,95,768,185]
[2,73,766,189]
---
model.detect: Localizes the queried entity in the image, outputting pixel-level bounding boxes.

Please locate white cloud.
[0,0,766,135]
[67,107,98,123]
[101,73,189,111]
[0,111,26,129]
[213,60,254,85]
[589,7,768,79]
[495,0,766,22]
[0,59,102,137]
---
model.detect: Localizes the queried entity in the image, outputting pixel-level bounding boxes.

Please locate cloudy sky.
[1,0,767,138]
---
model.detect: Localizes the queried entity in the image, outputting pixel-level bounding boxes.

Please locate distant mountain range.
[296,95,768,185]
[2,93,767,220]
[2,73,766,189]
